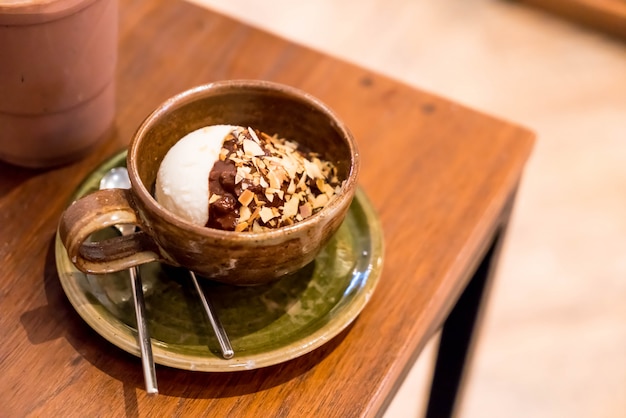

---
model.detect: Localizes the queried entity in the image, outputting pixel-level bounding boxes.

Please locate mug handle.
[59,188,163,274]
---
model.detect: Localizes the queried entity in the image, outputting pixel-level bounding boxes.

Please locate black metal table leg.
[424,193,516,418]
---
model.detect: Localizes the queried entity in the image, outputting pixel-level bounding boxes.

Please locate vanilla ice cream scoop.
[155,124,238,226]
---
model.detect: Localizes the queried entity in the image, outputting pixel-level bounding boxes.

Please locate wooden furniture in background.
[0,0,534,416]
[519,0,626,40]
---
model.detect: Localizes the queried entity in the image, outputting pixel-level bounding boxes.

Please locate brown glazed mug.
[59,80,360,285]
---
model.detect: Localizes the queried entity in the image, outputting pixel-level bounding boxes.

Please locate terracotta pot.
[0,0,117,168]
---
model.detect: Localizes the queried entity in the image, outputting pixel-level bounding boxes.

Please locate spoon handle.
[190,271,234,359]
[130,266,158,394]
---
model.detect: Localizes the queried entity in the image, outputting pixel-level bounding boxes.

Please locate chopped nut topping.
[208,126,344,232]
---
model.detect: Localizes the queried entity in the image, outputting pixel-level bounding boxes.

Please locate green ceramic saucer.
[55,150,384,371]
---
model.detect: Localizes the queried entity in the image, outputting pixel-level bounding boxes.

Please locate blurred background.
[189,0,626,416]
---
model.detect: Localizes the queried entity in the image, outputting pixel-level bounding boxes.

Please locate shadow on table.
[19,236,350,416]
[0,159,49,198]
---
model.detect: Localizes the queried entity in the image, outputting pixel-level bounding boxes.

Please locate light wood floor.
[190,0,626,416]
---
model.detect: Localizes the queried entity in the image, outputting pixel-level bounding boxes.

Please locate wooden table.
[0,0,535,416]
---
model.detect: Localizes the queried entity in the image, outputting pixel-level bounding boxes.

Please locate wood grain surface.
[0,0,534,416]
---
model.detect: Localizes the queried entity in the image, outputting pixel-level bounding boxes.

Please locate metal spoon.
[99,167,158,395]
[189,271,234,359]
[100,167,234,359]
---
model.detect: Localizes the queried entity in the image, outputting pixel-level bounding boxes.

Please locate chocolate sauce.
[207,159,238,230]
[206,136,284,231]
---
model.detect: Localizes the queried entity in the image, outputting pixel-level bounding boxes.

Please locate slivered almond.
[267,169,281,189]
[316,178,326,192]
[248,127,261,143]
[259,206,276,223]
[282,195,300,219]
[281,157,298,178]
[238,189,255,207]
[235,221,249,232]
[284,140,298,150]
[252,221,264,232]
[323,183,335,197]
[229,156,244,165]
[304,159,323,179]
[312,193,329,209]
[243,139,265,156]
[249,207,261,222]
[239,206,251,222]
[296,172,308,191]
[299,202,313,219]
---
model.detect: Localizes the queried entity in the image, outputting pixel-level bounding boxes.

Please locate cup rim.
[128,79,360,239]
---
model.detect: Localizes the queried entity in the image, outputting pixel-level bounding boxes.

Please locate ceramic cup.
[59,80,360,285]
[0,0,117,168]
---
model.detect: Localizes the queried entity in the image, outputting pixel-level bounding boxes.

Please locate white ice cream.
[155,124,237,226]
